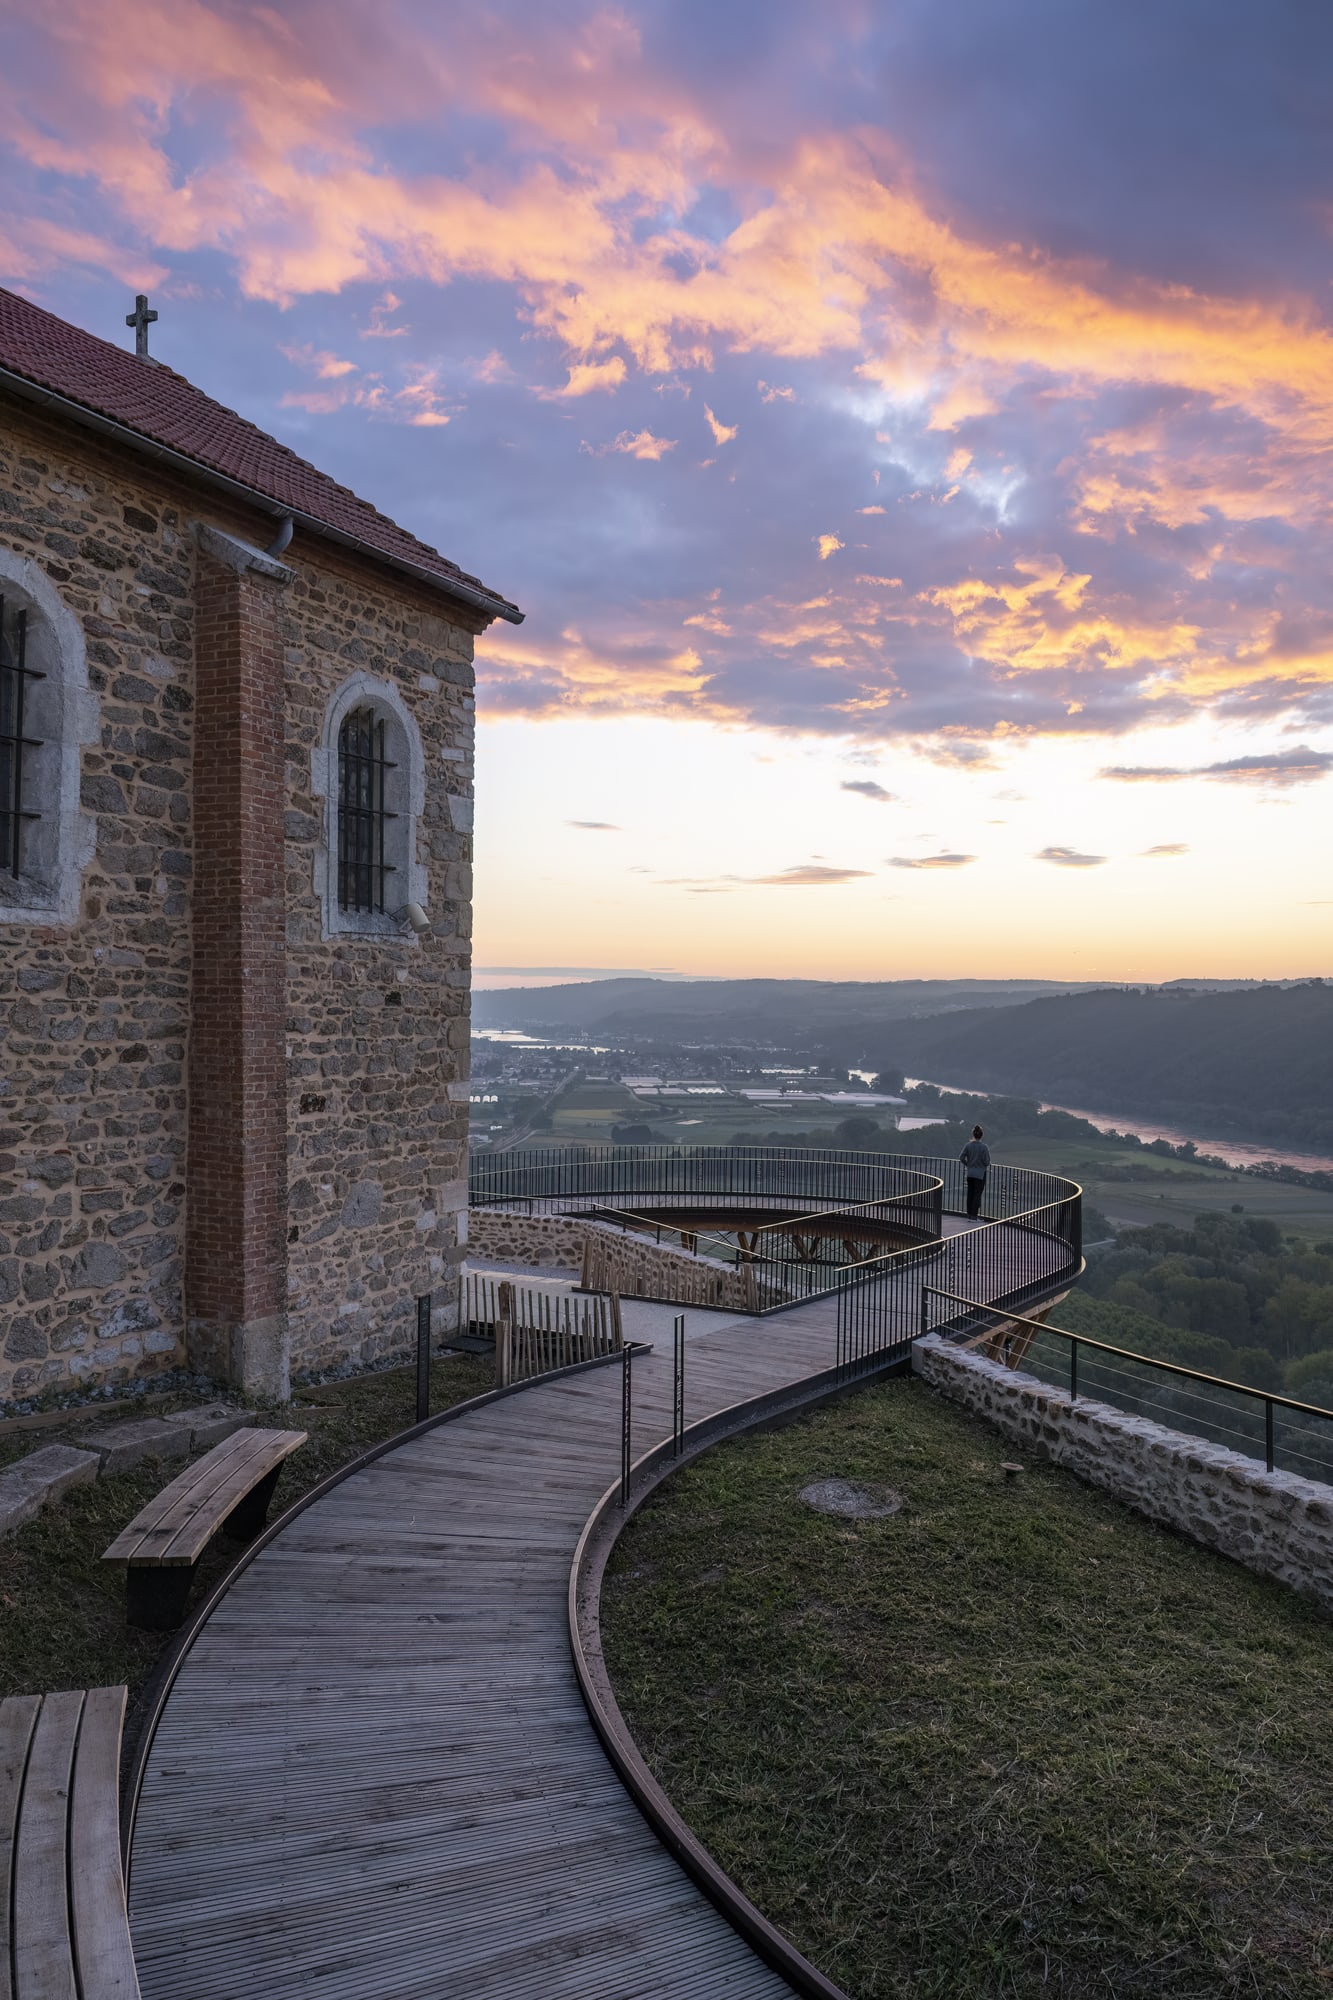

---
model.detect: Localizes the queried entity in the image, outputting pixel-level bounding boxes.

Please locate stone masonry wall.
[913,1334,1333,1608]
[468,1208,762,1310]
[0,396,194,1403]
[467,1210,586,1270]
[280,550,477,1376]
[0,387,479,1402]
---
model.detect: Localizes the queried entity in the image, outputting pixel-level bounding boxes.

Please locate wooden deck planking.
[127,1304,838,1999]
[128,1241,1067,1998]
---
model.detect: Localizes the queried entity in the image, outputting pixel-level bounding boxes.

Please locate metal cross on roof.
[125,294,158,359]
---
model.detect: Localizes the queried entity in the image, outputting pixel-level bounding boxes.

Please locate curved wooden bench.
[1,1686,139,2000]
[104,1427,306,1630]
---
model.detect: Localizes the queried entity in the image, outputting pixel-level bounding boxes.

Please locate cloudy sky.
[4,0,1331,980]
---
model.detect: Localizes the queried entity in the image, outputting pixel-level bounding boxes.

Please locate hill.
[883,984,1333,1152]
[473,977,1091,1048]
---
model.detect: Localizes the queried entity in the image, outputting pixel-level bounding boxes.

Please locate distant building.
[0,288,521,1402]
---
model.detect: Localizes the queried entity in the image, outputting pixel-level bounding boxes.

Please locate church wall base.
[188,1311,291,1404]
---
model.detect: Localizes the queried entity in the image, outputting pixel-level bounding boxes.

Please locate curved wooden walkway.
[127,1223,1069,1998]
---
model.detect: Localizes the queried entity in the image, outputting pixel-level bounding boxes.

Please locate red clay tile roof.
[0,286,521,622]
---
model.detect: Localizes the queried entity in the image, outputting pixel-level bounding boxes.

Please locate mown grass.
[0,1353,492,1707]
[602,1379,1333,1999]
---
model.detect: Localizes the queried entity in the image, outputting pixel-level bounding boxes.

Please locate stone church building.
[0,287,520,1403]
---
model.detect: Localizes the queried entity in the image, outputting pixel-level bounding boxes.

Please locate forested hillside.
[884,983,1332,1150]
[475,976,1086,1043]
[1071,1214,1333,1409]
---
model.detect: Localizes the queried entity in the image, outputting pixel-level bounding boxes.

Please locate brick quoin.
[186,554,289,1395]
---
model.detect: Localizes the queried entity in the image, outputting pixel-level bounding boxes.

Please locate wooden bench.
[1,1685,140,1999]
[103,1426,306,1630]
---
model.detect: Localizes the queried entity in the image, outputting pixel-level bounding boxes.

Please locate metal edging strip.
[568,1349,915,2000]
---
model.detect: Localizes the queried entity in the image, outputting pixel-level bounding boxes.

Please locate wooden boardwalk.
[127,1304,847,1998]
[127,1220,1071,1998]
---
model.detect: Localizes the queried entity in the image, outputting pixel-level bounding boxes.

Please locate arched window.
[0,547,96,926]
[314,673,426,939]
[338,707,397,914]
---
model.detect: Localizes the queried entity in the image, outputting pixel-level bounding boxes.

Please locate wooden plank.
[114,1427,280,1541]
[102,1432,262,1554]
[126,1287,894,1998]
[144,1432,306,1566]
[12,1690,82,2000]
[104,1431,306,1567]
[68,1687,140,2000]
[0,1696,41,2000]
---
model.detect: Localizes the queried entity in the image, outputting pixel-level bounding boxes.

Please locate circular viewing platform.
[470,1142,1083,1312]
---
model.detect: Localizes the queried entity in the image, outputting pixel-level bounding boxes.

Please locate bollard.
[415,1293,432,1424]
[673,1314,685,1457]
[620,1342,633,1506]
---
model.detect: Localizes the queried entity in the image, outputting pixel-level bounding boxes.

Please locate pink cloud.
[582,428,677,460]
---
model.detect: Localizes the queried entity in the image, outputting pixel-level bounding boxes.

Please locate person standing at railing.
[960,1126,990,1220]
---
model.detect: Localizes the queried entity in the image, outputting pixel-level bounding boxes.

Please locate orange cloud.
[9,0,1333,477]
[15,4,1333,466]
[477,625,716,718]
[582,428,676,459]
[12,0,1333,751]
[279,343,453,425]
[541,356,627,398]
[926,559,1206,689]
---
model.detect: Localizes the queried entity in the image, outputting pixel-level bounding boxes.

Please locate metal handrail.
[473,1143,1082,1322]
[921,1285,1333,1479]
[921,1287,1333,1422]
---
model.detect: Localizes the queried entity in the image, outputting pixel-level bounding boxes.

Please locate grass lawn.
[603,1379,1333,1999]
[0,1352,492,1709]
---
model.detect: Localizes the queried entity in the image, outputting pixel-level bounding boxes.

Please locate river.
[904,1079,1333,1176]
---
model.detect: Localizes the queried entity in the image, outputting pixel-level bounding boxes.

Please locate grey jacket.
[959,1140,991,1178]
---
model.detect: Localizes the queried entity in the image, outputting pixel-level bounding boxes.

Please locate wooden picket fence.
[461,1271,623,1387]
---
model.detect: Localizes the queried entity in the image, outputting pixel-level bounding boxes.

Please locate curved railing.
[470,1142,943,1221]
[471,1144,1082,1328]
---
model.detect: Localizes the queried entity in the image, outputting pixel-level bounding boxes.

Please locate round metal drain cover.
[799,1478,904,1519]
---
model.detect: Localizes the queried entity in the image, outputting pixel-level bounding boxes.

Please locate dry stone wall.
[913,1334,1333,1608]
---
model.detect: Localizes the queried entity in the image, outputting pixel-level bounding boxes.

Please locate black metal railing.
[833,1161,1083,1374]
[921,1288,1333,1487]
[472,1144,1081,1325]
[0,595,42,879]
[338,706,396,914]
[470,1142,943,1217]
[472,1142,944,1313]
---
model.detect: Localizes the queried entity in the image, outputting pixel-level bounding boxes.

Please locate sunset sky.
[3,0,1331,981]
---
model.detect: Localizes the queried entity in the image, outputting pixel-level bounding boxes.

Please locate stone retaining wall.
[913,1334,1333,1608]
[467,1208,761,1310]
[467,1209,587,1270]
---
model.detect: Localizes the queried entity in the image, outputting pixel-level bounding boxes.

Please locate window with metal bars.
[0,593,44,881]
[337,707,398,914]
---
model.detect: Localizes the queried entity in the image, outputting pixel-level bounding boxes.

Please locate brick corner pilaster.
[186,545,290,1399]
